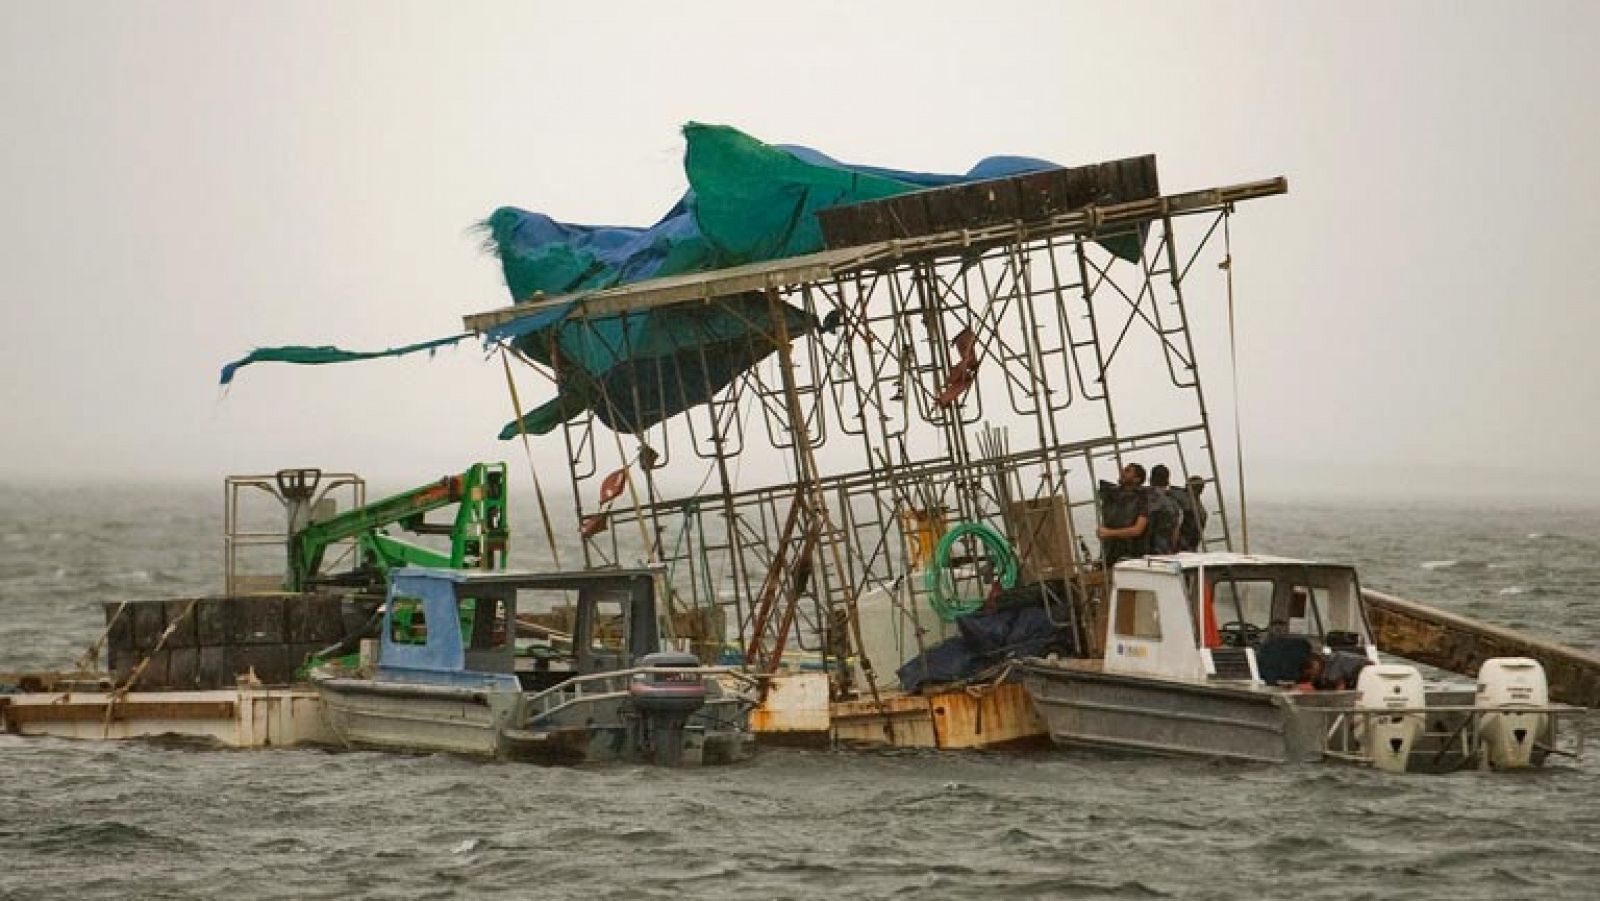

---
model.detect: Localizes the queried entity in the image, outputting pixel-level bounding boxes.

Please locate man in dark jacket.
[1097,463,1149,568]
[1145,465,1184,555]
[1174,475,1208,552]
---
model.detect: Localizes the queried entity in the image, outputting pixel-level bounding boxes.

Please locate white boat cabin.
[1102,553,1378,685]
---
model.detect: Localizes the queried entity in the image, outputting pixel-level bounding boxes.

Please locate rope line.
[1223,210,1250,553]
[500,346,562,568]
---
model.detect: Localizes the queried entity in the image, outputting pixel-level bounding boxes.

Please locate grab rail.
[523,666,760,724]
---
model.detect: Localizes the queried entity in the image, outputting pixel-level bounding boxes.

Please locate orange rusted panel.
[929,682,1045,750]
[831,693,937,748]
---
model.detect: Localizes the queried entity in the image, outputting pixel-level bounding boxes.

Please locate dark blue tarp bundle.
[495,294,815,437]
[897,595,1070,694]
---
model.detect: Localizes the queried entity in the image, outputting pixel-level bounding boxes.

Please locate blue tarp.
[220,123,1076,441]
[483,124,1063,437]
[482,124,1059,305]
[897,600,1069,694]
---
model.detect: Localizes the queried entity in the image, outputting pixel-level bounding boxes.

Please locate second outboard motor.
[1356,664,1425,773]
[629,651,708,766]
[1477,657,1549,769]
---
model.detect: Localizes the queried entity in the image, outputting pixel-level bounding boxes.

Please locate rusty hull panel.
[750,671,831,737]
[831,693,938,748]
[929,682,1047,750]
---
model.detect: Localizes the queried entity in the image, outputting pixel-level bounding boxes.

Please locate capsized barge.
[8,131,1599,766]
[450,138,1594,761]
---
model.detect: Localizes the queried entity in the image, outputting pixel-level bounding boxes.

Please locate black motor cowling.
[629,651,708,765]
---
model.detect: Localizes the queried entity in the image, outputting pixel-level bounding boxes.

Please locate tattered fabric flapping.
[218,334,469,386]
[482,123,1061,303]
[482,123,1061,437]
[219,123,1084,440]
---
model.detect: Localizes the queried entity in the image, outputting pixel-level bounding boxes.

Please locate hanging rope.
[1222,210,1250,553]
[499,346,562,568]
[105,597,201,735]
[924,522,1020,622]
[73,599,129,673]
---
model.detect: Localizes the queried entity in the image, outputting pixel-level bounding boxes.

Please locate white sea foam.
[1498,585,1529,596]
[1420,560,1457,570]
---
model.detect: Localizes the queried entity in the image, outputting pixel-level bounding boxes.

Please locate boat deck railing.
[524,666,759,725]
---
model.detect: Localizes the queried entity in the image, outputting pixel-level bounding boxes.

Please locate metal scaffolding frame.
[465,177,1285,698]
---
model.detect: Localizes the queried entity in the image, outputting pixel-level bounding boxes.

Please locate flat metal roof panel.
[462,244,893,334]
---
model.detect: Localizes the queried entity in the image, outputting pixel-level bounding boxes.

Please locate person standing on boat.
[1175,475,1208,552]
[1145,465,1184,555]
[1097,463,1149,568]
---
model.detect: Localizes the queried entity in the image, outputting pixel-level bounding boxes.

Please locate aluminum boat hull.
[316,675,751,765]
[1021,659,1350,764]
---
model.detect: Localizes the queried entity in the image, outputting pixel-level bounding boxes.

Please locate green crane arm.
[286,462,508,591]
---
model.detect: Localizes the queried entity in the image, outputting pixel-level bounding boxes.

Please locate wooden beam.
[3,698,237,724]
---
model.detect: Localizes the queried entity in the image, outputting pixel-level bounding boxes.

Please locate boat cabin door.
[1103,565,1204,680]
[571,573,661,675]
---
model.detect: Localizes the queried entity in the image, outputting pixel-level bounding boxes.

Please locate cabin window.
[1212,579,1273,630]
[512,588,581,654]
[460,596,508,651]
[1282,586,1331,638]
[589,599,628,652]
[509,588,629,657]
[1113,589,1162,639]
[389,597,428,645]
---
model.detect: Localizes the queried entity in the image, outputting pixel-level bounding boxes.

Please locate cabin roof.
[1113,552,1345,573]
[391,566,662,586]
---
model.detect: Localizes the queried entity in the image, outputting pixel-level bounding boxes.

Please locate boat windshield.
[1201,565,1367,649]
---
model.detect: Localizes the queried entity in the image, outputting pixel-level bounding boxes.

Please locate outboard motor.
[629,651,708,766]
[1476,657,1549,769]
[1356,664,1425,773]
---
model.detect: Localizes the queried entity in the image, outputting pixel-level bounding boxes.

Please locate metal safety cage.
[466,176,1285,698]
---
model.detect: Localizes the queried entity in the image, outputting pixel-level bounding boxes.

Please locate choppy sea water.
[2,484,1598,900]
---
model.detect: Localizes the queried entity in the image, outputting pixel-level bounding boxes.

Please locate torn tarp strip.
[218,333,471,385]
[481,298,581,345]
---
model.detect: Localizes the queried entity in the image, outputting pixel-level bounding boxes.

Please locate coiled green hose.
[924,521,1020,622]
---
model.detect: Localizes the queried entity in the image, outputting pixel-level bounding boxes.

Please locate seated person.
[1255,633,1313,683]
[1294,653,1326,691]
[1318,651,1368,691]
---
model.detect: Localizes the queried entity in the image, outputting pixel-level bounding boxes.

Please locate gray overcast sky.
[2,1,1597,500]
